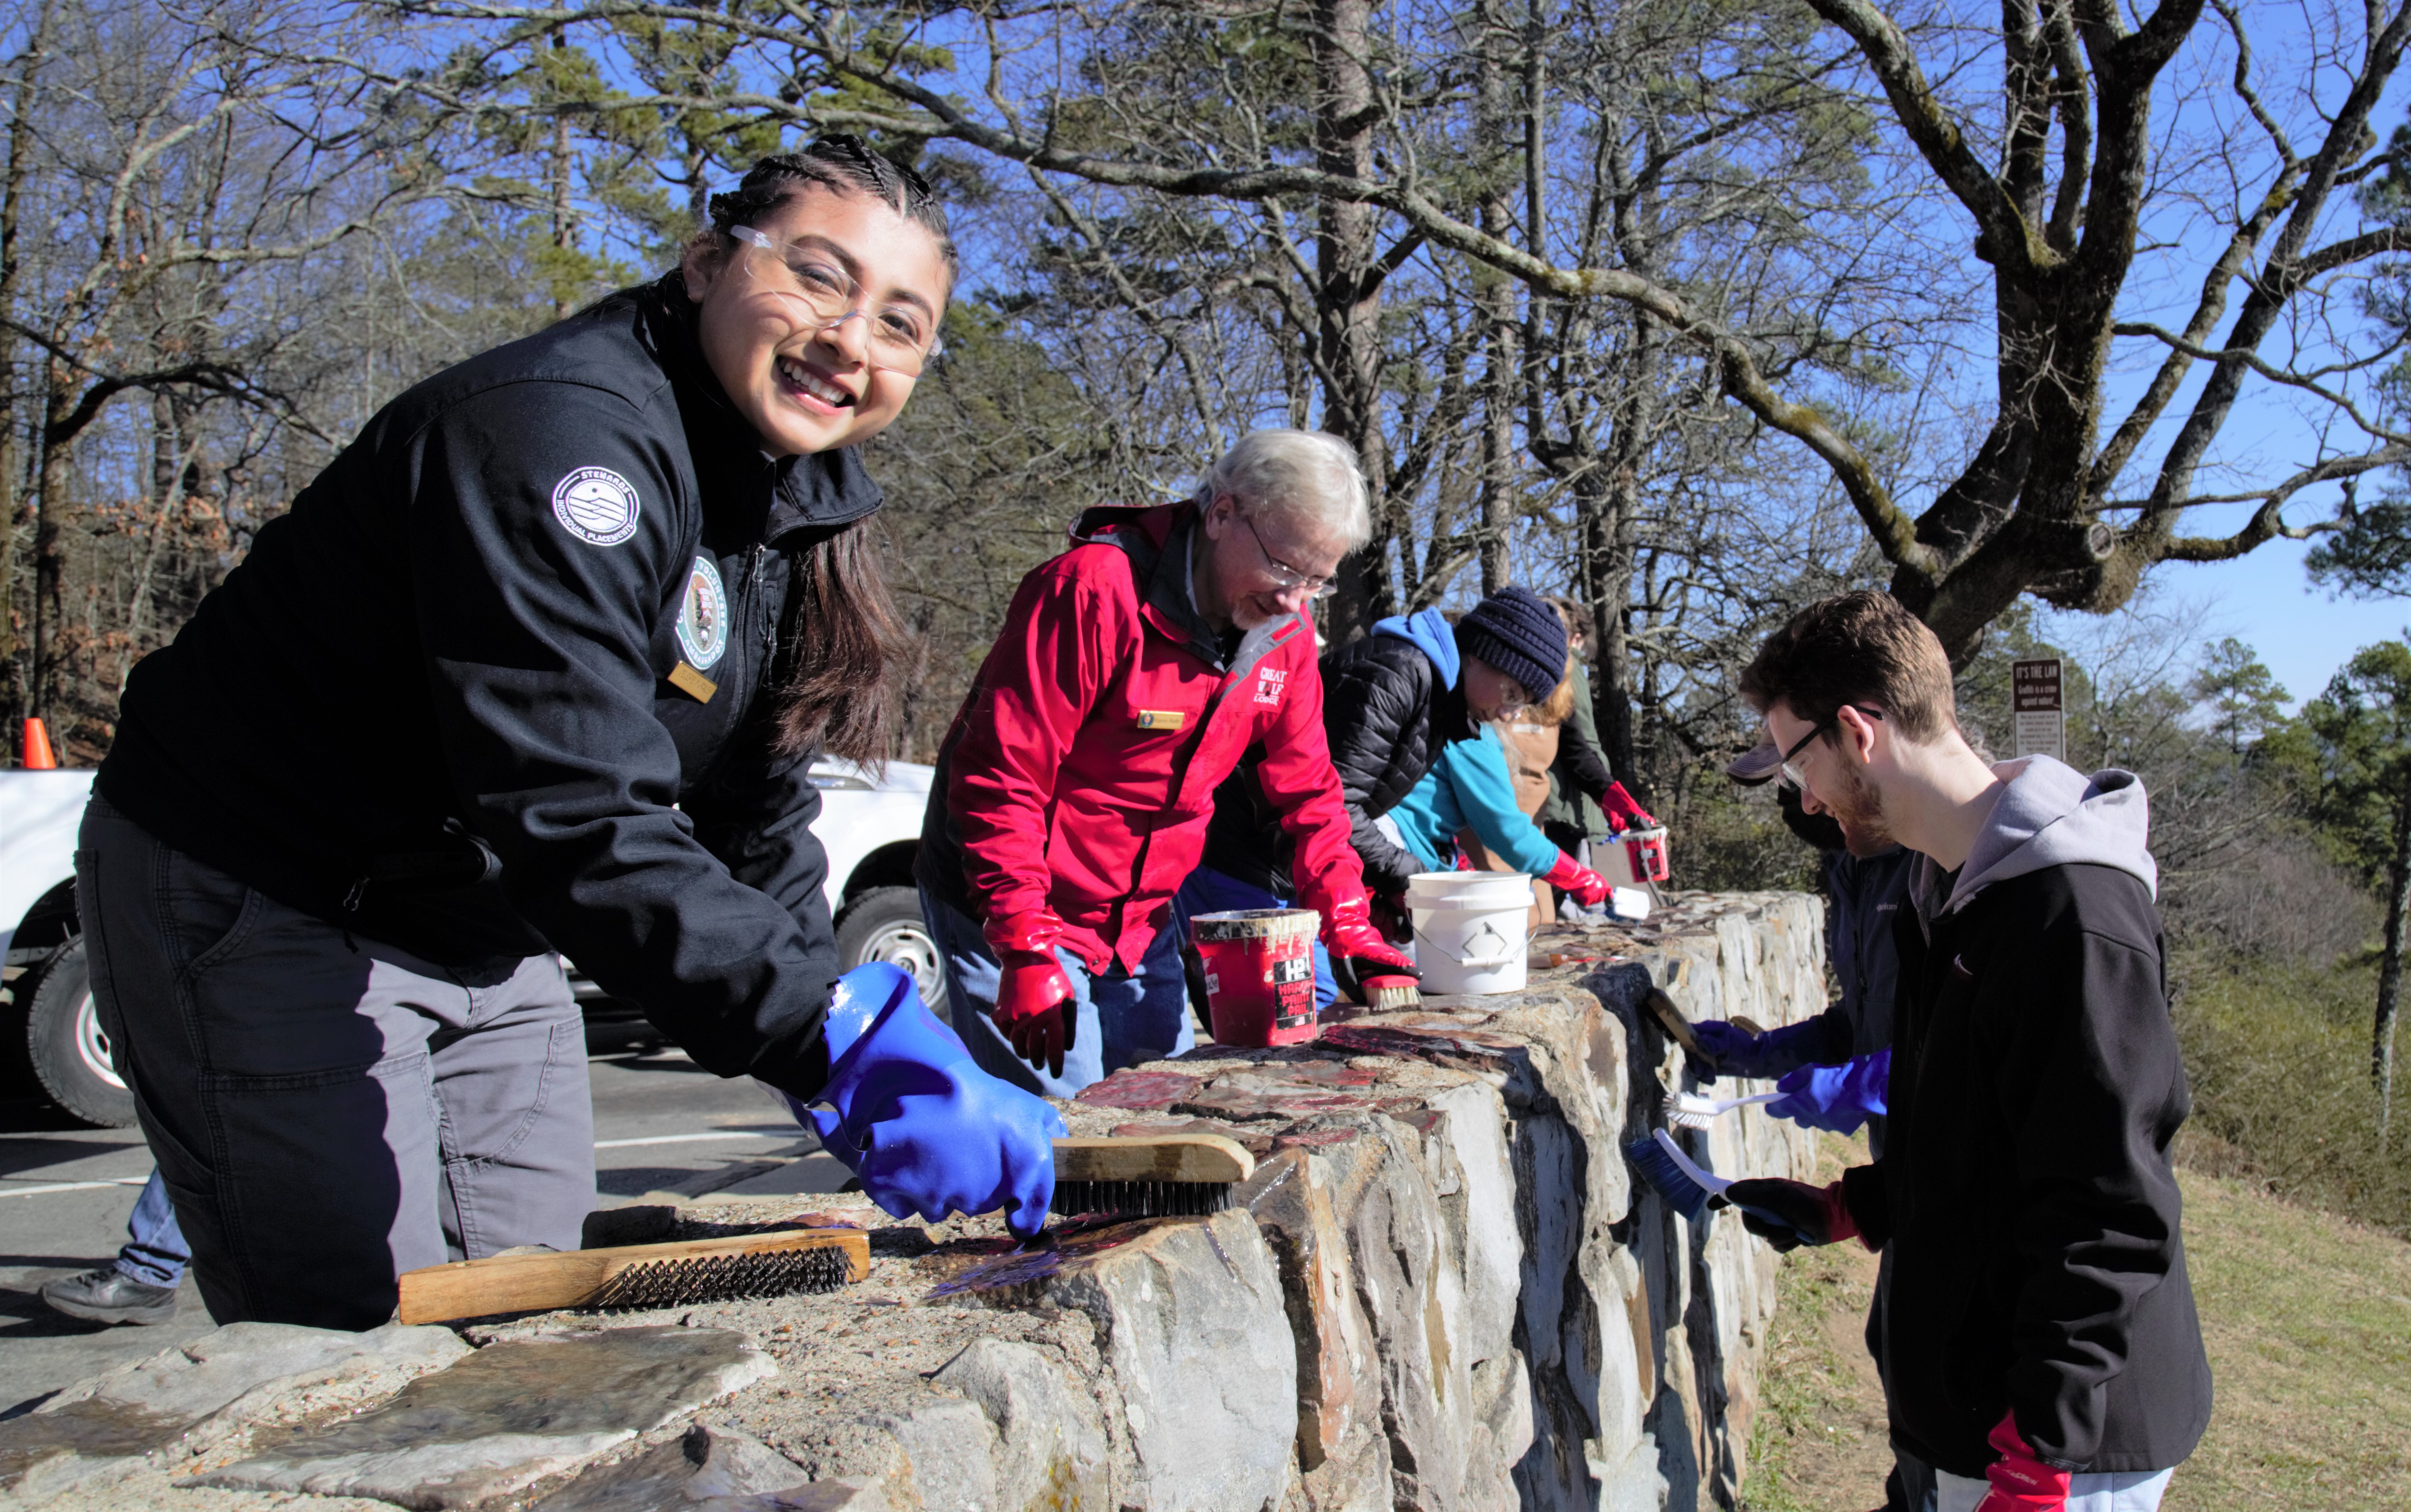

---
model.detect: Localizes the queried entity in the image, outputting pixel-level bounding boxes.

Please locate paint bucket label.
[1272,954,1316,1029]
[1191,908,1323,1047]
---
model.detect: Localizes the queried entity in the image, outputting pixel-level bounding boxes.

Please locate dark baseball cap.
[1725,735,1783,786]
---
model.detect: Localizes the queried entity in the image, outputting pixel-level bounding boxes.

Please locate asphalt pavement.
[0,1046,827,1416]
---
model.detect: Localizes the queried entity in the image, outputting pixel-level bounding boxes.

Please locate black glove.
[1722,1177,1861,1253]
[1692,1018,1828,1079]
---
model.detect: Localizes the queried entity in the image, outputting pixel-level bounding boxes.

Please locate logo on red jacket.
[1254,666,1289,707]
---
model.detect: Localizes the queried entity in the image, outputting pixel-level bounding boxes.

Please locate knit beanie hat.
[1455,586,1568,699]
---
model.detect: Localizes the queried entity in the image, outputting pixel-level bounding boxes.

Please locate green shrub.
[1673,777,1820,896]
[2173,949,2411,1239]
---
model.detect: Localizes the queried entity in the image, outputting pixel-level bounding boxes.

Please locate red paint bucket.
[1615,826,1671,884]
[1191,908,1321,1047]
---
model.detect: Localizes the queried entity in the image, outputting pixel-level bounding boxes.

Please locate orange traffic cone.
[21,716,56,769]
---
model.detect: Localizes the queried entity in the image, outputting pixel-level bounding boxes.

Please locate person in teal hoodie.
[1378,604,1581,883]
[1187,588,1615,989]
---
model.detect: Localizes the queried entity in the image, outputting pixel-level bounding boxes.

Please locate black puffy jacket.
[1199,628,1469,896]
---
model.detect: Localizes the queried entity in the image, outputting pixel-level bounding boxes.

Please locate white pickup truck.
[0,760,944,1127]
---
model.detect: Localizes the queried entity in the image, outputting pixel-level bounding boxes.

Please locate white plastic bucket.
[1405,871,1533,995]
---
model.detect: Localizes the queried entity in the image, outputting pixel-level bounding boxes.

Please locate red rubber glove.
[983,911,1076,1078]
[994,952,1074,1078]
[1600,780,1656,831]
[1544,851,1610,906]
[1321,894,1422,1005]
[1975,1411,2071,1512]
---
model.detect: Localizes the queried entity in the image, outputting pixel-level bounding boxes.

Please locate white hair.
[1196,430,1372,551]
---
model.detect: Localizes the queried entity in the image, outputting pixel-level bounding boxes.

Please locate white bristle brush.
[1666,1090,1781,1130]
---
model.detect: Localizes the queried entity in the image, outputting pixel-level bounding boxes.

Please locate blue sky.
[2154,540,2405,709]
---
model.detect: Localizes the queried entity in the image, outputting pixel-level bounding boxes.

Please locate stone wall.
[0,891,1826,1512]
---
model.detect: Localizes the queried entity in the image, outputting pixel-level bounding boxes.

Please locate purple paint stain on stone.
[1075,1071,1202,1111]
[1266,1094,1374,1116]
[1273,1129,1360,1150]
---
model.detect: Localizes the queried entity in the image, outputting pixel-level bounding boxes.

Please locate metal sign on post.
[2012,658,2065,764]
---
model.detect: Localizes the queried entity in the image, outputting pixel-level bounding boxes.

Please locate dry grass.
[2172,953,2411,1239]
[2164,1171,2411,1510]
[1743,1145,2411,1511]
[1741,1131,1891,1512]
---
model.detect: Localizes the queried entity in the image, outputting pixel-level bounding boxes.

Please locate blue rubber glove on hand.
[1691,1017,1830,1079]
[1765,1049,1890,1134]
[785,962,1066,1239]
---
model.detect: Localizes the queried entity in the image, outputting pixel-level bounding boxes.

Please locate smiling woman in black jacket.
[74,141,995,1330]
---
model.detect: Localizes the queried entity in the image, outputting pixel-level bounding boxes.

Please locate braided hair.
[697,135,958,287]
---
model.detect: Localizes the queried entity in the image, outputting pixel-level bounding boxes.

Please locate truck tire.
[22,937,139,1128]
[834,887,948,1019]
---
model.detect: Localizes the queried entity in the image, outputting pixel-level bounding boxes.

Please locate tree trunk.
[2376,768,2411,1141]
[550,32,575,321]
[1476,315,1515,595]
[1473,0,1515,595]
[1576,462,1635,781]
[1586,116,1666,790]
[0,2,52,753]
[29,355,73,722]
[1314,0,1391,642]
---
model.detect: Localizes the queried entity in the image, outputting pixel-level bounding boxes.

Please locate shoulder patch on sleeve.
[551,465,643,545]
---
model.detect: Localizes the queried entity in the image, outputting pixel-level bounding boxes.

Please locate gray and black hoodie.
[1842,755,2213,1480]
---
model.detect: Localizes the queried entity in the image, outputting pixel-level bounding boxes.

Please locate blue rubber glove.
[1691,1018,1832,1079]
[1765,1049,1890,1134]
[785,962,1066,1239]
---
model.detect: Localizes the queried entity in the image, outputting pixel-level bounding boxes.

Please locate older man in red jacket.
[915,430,1417,1094]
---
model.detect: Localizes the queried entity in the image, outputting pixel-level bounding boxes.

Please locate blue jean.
[920,888,1193,1100]
[116,1167,188,1288]
[1168,866,1337,1014]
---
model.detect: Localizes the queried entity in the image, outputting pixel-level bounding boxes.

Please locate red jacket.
[918,502,1367,973]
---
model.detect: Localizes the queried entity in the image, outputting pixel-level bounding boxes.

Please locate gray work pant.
[76,792,594,1330]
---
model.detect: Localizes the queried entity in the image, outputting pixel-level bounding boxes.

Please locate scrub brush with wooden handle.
[1050,1133,1256,1219]
[1641,985,1705,1057]
[396,1227,868,1324]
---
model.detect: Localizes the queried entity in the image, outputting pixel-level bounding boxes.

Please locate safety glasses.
[730,226,944,376]
[1238,510,1339,599]
[1778,704,1886,789]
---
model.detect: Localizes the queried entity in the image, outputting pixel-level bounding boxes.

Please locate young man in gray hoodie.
[1721,590,2211,1512]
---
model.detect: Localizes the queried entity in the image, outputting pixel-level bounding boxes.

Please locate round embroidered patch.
[551,466,642,545]
[676,554,730,669]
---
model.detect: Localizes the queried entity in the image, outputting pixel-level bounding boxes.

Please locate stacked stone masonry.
[0,891,1825,1512]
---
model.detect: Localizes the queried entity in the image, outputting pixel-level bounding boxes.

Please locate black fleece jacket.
[98,278,874,1095]
[1843,859,2213,1478]
[1199,628,1471,896]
